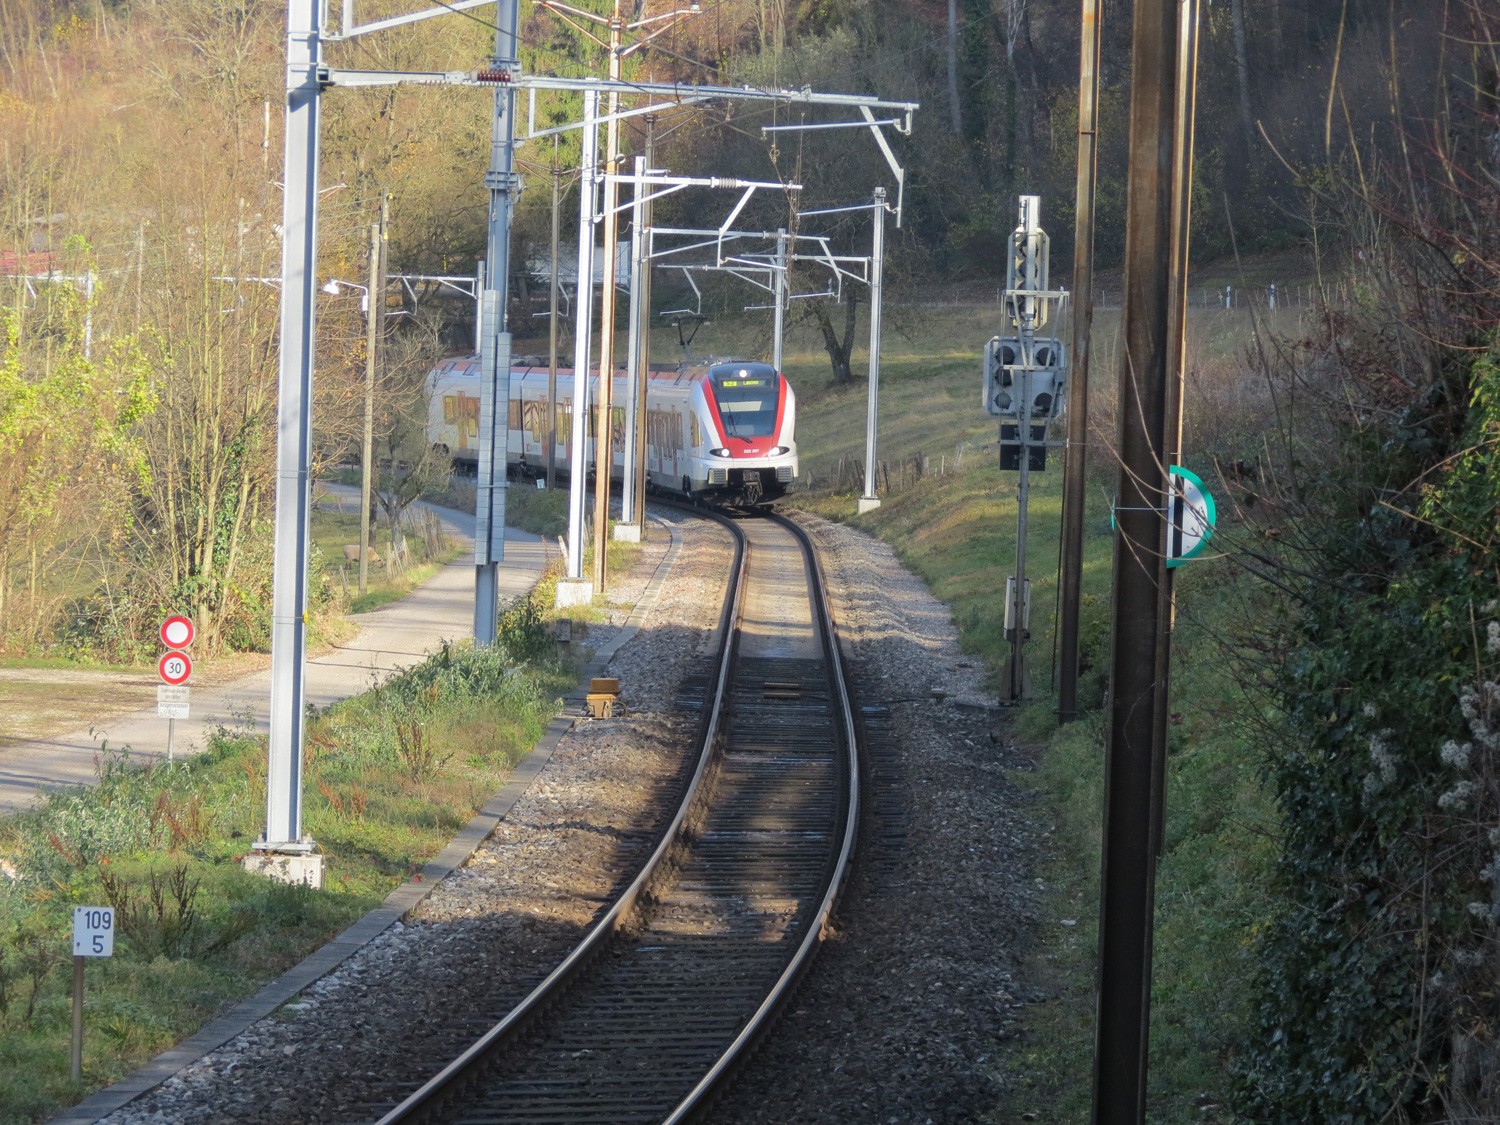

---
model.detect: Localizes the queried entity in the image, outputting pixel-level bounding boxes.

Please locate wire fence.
[944,282,1323,312]
[803,443,988,495]
[1088,283,1320,310]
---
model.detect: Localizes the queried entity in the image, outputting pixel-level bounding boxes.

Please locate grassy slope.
[0,495,592,1123]
[778,286,1291,1121]
[0,282,1293,1121]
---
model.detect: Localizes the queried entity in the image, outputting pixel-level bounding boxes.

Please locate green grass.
[0,609,575,1123]
[309,502,461,613]
[0,284,1289,1122]
[781,291,1284,1121]
[501,479,571,541]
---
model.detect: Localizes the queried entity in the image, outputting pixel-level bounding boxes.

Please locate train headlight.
[710,447,732,458]
[769,446,789,456]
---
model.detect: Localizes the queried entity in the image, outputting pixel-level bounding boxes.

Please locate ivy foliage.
[1235,341,1500,1121]
[0,274,154,645]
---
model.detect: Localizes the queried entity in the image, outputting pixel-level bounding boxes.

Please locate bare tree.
[805,287,860,387]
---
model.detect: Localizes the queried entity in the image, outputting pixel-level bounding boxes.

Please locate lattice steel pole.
[857,187,887,514]
[259,0,323,857]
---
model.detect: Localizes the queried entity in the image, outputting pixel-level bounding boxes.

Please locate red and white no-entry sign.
[158,650,193,685]
[160,615,195,649]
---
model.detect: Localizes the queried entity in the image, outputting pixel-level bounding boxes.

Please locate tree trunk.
[1230,0,1255,166]
[991,0,1027,213]
[947,0,963,135]
[811,290,860,386]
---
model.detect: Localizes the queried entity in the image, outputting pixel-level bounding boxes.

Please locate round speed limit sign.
[158,650,192,686]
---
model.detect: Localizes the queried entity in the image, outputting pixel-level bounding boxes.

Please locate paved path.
[0,488,548,813]
[49,515,683,1125]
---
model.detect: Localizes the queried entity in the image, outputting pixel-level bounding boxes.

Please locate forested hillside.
[0,0,1456,657]
[3,3,1499,1120]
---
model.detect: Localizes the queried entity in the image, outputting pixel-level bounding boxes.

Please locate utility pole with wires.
[358,196,388,597]
[534,1,708,592]
[857,186,888,515]
[472,0,522,646]
[1091,0,1191,1119]
[547,135,563,490]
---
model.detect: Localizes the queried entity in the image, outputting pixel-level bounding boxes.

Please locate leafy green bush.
[0,905,62,1028]
[15,750,175,884]
[0,619,573,1121]
[1234,342,1500,1121]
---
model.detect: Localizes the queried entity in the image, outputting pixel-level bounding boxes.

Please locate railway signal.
[985,196,1069,702]
[984,336,1066,418]
[984,335,1067,471]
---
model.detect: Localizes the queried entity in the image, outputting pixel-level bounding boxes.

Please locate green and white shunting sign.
[1166,465,1216,567]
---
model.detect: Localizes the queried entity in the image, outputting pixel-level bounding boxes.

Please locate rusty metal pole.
[1091,0,1180,1120]
[591,2,625,592]
[1058,0,1103,720]
[1150,0,1202,854]
[547,137,561,491]
[631,119,656,522]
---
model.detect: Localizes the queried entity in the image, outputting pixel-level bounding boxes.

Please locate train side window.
[690,415,701,448]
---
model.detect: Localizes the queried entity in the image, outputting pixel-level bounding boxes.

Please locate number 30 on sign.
[159,650,192,685]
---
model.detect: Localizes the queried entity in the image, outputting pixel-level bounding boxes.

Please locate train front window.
[711,368,778,437]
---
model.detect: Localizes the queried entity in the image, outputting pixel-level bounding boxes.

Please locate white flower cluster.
[1484,853,1500,884]
[1458,679,1500,754]
[1465,899,1499,925]
[1363,729,1398,797]
[1439,779,1476,810]
[1439,680,1497,811]
[1457,649,1500,927]
[1441,739,1472,770]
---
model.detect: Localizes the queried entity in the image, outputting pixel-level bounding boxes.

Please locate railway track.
[372,508,860,1124]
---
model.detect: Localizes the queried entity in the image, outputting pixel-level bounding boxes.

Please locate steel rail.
[374,510,746,1124]
[661,508,861,1122]
[376,505,859,1123]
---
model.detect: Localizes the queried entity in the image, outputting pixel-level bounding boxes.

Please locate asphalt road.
[0,487,547,813]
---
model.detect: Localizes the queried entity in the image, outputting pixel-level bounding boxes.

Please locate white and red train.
[426,355,799,507]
